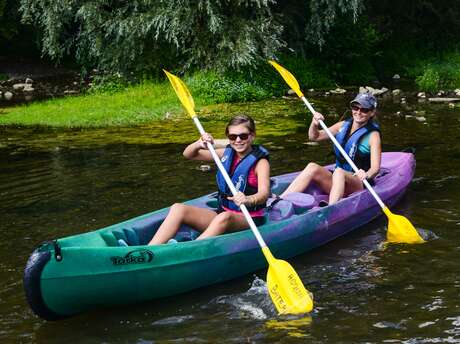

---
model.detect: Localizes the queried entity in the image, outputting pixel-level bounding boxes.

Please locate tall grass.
[0,81,188,127]
[409,51,460,92]
[0,58,334,127]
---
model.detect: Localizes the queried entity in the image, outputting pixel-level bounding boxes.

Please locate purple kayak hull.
[263,151,415,254]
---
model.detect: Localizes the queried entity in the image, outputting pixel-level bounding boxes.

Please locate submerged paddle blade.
[163,70,196,117]
[384,207,425,244]
[268,60,304,98]
[263,247,314,314]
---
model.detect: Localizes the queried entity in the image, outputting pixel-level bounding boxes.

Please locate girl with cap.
[148,114,270,245]
[280,93,381,205]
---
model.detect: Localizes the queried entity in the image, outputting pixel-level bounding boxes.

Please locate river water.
[1,96,459,343]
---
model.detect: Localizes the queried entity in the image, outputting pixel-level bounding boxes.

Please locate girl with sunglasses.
[148,114,270,245]
[279,93,381,205]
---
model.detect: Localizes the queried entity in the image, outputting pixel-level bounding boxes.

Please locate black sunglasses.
[227,132,250,141]
[351,105,372,114]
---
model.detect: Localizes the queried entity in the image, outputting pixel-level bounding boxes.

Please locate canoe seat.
[99,228,140,246]
[131,216,164,245]
[100,232,118,246]
[282,192,316,210]
[122,228,140,246]
[268,193,316,221]
[268,199,295,221]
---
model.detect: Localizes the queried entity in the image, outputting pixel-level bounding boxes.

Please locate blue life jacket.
[334,118,380,172]
[216,145,269,212]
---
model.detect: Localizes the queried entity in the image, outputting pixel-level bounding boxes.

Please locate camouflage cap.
[350,93,377,109]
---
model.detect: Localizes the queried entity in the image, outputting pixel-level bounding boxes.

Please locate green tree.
[367,1,460,50]
[1,0,39,55]
[20,0,284,74]
[0,0,19,41]
[19,0,366,74]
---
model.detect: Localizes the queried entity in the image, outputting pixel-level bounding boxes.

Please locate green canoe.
[24,152,415,320]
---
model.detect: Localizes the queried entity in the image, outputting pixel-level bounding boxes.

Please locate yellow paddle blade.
[265,316,312,335]
[163,70,196,117]
[383,207,425,244]
[263,247,314,314]
[268,60,304,98]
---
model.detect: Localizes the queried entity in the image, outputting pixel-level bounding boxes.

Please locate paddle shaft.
[191,116,268,249]
[300,96,386,210]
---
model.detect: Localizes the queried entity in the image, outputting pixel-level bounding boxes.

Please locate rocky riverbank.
[0,56,87,107]
[1,56,459,111]
[297,84,460,109]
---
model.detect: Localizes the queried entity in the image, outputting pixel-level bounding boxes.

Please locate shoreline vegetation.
[1,1,459,127]
[0,81,181,127]
[1,54,459,128]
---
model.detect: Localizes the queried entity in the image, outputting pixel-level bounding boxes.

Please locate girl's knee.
[309,163,329,181]
[169,203,186,215]
[332,168,346,179]
[170,202,182,210]
[204,212,233,236]
[303,162,322,178]
[214,211,233,225]
[305,162,320,172]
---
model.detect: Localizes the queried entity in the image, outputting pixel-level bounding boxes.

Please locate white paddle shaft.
[192,116,268,248]
[300,96,386,210]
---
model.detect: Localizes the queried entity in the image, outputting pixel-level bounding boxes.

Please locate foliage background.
[1,0,459,90]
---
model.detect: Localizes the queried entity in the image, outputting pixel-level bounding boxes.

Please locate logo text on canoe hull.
[111,249,154,265]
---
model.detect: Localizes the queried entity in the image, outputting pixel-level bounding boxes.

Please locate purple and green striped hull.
[24,152,415,320]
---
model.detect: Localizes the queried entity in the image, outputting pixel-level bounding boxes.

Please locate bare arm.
[308,112,343,142]
[183,133,225,162]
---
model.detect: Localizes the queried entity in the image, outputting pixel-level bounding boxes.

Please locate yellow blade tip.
[383,207,425,244]
[267,60,304,98]
[163,69,197,118]
[265,250,314,315]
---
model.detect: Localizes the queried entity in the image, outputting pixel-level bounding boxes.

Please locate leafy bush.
[416,68,440,92]
[187,56,334,103]
[88,74,133,94]
[414,52,460,92]
[188,71,270,103]
[316,16,383,85]
[276,56,334,89]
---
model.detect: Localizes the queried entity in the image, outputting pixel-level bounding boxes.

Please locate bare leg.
[329,168,364,204]
[148,203,217,245]
[197,211,251,240]
[281,162,333,197]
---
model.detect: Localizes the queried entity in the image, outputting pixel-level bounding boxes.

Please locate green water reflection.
[1,96,459,343]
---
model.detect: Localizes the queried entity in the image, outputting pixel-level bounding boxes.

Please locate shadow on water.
[1,96,460,343]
